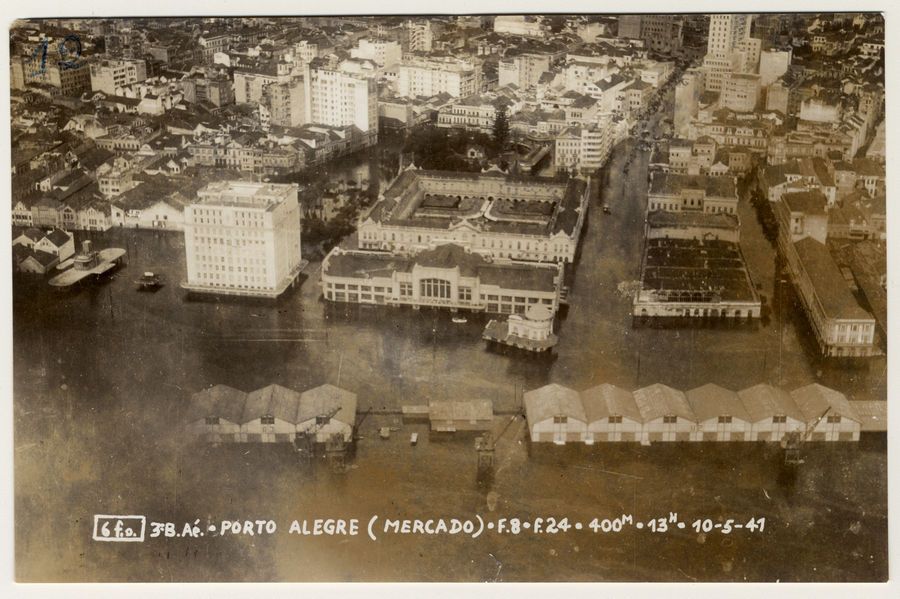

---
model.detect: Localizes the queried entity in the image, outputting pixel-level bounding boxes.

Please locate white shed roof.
[186,384,247,424]
[632,383,696,423]
[524,383,586,424]
[581,384,641,423]
[686,383,750,423]
[243,384,302,424]
[298,384,358,426]
[790,383,860,424]
[737,384,805,423]
[429,399,493,422]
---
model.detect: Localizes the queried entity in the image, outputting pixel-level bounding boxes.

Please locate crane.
[782,406,831,465]
[294,405,343,467]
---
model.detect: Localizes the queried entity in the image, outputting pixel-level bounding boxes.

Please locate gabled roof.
[298,384,357,425]
[186,384,247,424]
[686,383,750,423]
[790,383,860,423]
[524,383,586,424]
[737,384,804,423]
[581,384,641,423]
[632,383,695,422]
[42,227,72,248]
[243,384,301,423]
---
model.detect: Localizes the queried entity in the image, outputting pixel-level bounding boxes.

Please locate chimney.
[82,239,93,254]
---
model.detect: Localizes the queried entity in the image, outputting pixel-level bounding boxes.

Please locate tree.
[492,104,510,153]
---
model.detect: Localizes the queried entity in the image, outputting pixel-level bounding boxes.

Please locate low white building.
[297,384,358,443]
[737,384,806,442]
[524,383,587,444]
[633,383,698,443]
[790,384,861,441]
[686,383,752,441]
[241,384,301,443]
[185,384,248,443]
[581,384,642,443]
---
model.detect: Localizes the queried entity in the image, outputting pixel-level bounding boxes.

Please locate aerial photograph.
[9,12,888,584]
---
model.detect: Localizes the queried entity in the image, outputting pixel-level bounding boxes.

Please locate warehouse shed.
[633,383,698,443]
[524,383,587,444]
[737,383,805,442]
[580,384,642,443]
[297,384,358,443]
[185,384,247,443]
[428,399,494,432]
[790,384,861,441]
[686,383,752,441]
[241,384,301,442]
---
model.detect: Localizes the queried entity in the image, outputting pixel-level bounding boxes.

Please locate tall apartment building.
[233,62,293,104]
[721,73,760,113]
[397,56,481,98]
[89,58,148,94]
[758,48,791,88]
[498,53,551,89]
[617,15,684,54]
[198,31,231,63]
[554,121,614,173]
[304,65,378,134]
[407,20,434,52]
[350,38,402,69]
[702,14,754,92]
[180,75,235,107]
[260,77,306,128]
[11,56,91,96]
[182,181,303,299]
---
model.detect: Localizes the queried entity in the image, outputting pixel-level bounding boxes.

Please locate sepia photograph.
[4,4,893,591]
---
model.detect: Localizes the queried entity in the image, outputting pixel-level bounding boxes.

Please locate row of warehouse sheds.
[185,384,357,443]
[524,383,885,445]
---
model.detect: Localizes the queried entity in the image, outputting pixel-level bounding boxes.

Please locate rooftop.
[792,236,872,321]
[649,172,736,199]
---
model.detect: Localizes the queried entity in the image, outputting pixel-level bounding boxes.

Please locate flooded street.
[12,136,887,582]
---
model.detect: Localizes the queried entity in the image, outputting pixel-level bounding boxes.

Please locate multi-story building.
[350,38,402,69]
[617,15,684,54]
[758,49,791,87]
[493,15,547,38]
[647,172,738,215]
[198,30,231,63]
[498,53,551,90]
[554,121,614,173]
[407,20,434,52]
[702,14,753,92]
[89,58,148,95]
[260,77,306,128]
[180,74,235,107]
[357,169,591,264]
[305,65,378,135]
[321,243,564,316]
[182,181,304,298]
[233,61,293,104]
[396,56,481,99]
[720,73,760,113]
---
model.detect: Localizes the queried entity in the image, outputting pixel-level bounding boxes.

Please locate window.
[552,415,567,424]
[261,416,275,425]
[772,415,787,424]
[205,416,219,425]
[400,282,412,297]
[608,415,623,424]
[826,415,841,424]
[717,415,732,424]
[420,278,451,299]
[459,286,472,301]
[315,415,330,426]
[663,415,677,424]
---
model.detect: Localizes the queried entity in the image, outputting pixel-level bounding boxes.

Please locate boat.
[135,271,164,290]
[451,316,468,324]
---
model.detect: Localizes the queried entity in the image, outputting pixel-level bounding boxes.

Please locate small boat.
[451,316,468,324]
[135,271,164,290]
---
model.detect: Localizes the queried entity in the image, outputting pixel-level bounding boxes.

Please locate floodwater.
[12,133,887,582]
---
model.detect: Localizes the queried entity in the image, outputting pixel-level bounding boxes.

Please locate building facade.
[182,181,303,298]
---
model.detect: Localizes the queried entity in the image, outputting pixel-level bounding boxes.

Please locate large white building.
[701,14,755,92]
[554,121,614,173]
[350,38,402,69]
[396,56,481,99]
[498,53,551,89]
[357,168,591,264]
[90,58,148,95]
[182,181,303,298]
[493,15,548,38]
[304,65,378,134]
